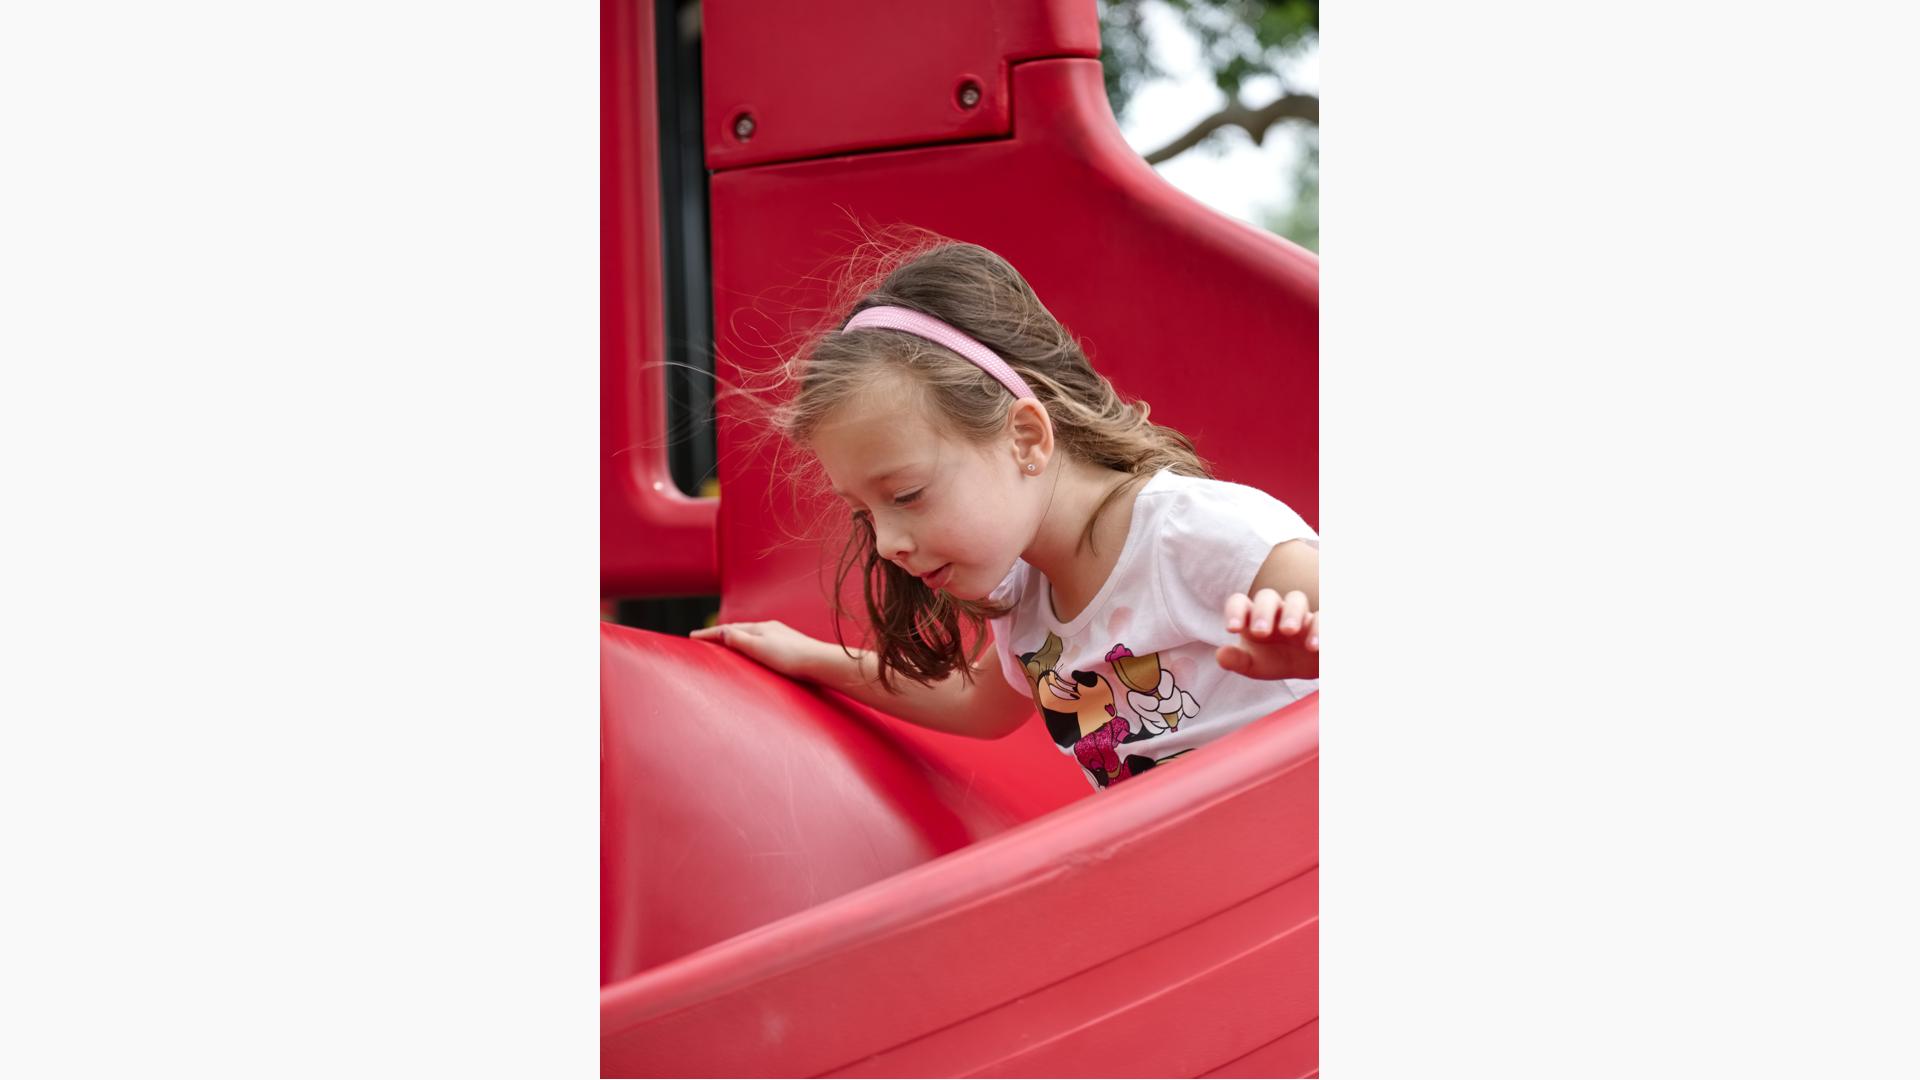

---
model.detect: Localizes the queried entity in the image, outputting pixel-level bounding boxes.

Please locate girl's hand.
[689,619,825,681]
[1217,589,1319,680]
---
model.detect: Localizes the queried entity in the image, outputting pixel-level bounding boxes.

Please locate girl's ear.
[1007,398,1053,473]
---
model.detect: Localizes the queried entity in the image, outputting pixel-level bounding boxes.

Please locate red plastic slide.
[603,625,1319,1076]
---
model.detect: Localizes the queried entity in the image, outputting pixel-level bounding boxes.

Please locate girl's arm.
[690,620,1035,739]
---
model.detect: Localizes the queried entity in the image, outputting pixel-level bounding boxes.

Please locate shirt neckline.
[1039,468,1172,638]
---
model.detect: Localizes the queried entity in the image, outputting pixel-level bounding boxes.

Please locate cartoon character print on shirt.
[1019,632,1203,789]
[1106,643,1200,735]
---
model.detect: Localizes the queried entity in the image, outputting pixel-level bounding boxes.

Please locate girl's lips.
[921,563,954,590]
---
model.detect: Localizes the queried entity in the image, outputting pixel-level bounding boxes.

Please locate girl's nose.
[872,518,913,562]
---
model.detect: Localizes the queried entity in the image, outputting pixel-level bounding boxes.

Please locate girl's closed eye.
[892,489,923,507]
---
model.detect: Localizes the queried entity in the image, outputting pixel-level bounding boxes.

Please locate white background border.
[5,2,1917,1076]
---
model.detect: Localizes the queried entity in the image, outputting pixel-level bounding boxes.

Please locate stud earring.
[1025,463,1038,474]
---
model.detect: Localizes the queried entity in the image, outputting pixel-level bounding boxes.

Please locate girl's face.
[810,388,1043,601]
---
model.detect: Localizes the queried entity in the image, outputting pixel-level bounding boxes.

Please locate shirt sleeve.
[987,560,1025,607]
[1156,482,1318,645]
[986,562,1032,697]
[988,619,1033,698]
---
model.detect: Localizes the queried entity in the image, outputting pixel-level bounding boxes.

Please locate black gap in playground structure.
[657,0,717,501]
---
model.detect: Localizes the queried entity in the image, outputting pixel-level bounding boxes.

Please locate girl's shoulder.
[1135,471,1318,635]
[1134,470,1315,544]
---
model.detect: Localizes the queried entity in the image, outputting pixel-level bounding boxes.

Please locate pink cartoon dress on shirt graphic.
[988,469,1318,790]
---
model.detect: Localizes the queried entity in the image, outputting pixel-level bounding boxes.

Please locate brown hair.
[770,228,1210,691]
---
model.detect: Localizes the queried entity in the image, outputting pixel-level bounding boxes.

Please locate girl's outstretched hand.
[689,619,824,681]
[1217,588,1319,680]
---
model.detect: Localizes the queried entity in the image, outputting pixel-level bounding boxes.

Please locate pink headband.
[841,305,1037,400]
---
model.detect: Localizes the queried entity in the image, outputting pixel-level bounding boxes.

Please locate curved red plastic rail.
[602,0,719,597]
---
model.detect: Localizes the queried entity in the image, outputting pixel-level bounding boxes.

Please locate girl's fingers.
[1216,643,1252,674]
[1278,591,1310,634]
[1223,593,1253,633]
[1302,609,1319,651]
[1247,589,1283,638]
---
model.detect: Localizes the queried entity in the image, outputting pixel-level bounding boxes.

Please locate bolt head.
[733,114,755,140]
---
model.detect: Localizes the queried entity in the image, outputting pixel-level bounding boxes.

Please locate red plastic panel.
[831,871,1316,1077]
[708,56,1318,645]
[702,0,1099,171]
[602,622,1052,981]
[1202,1020,1319,1079]
[602,0,719,597]
[601,693,1318,1077]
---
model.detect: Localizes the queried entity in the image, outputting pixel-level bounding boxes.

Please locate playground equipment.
[602,1,1318,1075]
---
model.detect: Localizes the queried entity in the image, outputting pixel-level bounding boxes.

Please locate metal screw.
[733,113,755,141]
[957,81,981,109]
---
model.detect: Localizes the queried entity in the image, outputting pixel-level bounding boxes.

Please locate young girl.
[692,239,1318,791]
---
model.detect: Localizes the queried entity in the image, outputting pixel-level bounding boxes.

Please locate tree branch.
[1142,93,1319,165]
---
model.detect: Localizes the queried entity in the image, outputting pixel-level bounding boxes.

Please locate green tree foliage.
[1261,129,1317,251]
[1098,1,1319,249]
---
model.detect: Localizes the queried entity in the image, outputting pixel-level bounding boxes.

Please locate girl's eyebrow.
[832,465,918,499]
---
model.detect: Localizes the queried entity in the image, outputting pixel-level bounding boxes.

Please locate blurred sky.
[1114,1,1319,229]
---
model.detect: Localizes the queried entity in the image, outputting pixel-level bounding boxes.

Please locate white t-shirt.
[988,468,1318,791]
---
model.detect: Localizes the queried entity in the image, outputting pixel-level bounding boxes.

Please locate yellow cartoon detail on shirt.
[1019,631,1201,789]
[1106,643,1200,735]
